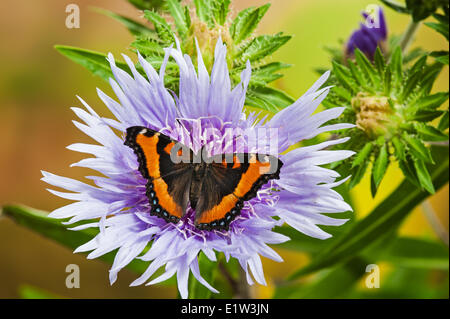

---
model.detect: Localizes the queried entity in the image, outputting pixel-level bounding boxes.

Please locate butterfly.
[124,126,283,231]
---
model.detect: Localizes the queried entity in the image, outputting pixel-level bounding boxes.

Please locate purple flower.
[42,37,354,298]
[346,6,387,60]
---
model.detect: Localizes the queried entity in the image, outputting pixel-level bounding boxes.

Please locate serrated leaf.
[413,92,449,110]
[372,143,389,189]
[392,136,406,161]
[211,0,231,25]
[288,145,449,279]
[332,86,353,102]
[352,143,373,168]
[348,60,368,88]
[399,156,421,187]
[230,4,270,44]
[403,133,434,163]
[245,62,290,86]
[401,68,422,101]
[166,0,188,37]
[55,45,134,81]
[413,159,435,193]
[194,0,214,27]
[234,33,291,65]
[245,86,294,112]
[144,10,174,44]
[131,37,165,57]
[390,46,403,87]
[332,61,358,93]
[354,48,378,86]
[374,47,386,74]
[419,62,444,95]
[94,8,155,36]
[414,123,449,141]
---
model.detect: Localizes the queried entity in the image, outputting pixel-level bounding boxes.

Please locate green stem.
[399,19,421,54]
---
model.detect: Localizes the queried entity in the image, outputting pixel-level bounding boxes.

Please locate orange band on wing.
[136,134,160,179]
[153,178,183,218]
[197,194,238,224]
[234,155,271,198]
[136,134,182,218]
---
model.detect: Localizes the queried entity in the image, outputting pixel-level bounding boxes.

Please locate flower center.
[185,17,233,72]
[351,92,396,139]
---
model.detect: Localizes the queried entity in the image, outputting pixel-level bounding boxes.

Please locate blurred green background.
[0,0,448,298]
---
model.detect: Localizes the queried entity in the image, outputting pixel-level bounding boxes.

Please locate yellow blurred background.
[0,0,448,298]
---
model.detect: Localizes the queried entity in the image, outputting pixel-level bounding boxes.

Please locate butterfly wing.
[124,126,193,223]
[195,153,283,230]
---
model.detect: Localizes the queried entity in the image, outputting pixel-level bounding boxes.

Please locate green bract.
[324,46,448,196]
[57,0,294,112]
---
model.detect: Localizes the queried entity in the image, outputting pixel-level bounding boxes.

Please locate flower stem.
[399,19,421,54]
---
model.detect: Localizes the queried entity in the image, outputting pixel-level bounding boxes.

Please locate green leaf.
[413,158,436,193]
[288,145,449,279]
[274,257,368,298]
[412,110,445,122]
[348,60,368,88]
[390,46,403,87]
[372,143,389,190]
[166,0,189,37]
[234,33,291,65]
[332,86,353,102]
[211,0,231,25]
[403,133,434,163]
[425,21,449,40]
[127,0,166,11]
[399,156,421,187]
[406,0,442,22]
[374,47,386,74]
[354,48,378,86]
[245,86,295,112]
[188,253,219,299]
[379,237,449,269]
[230,4,270,44]
[352,143,373,168]
[247,62,291,85]
[431,51,449,65]
[412,92,449,110]
[194,0,214,27]
[131,37,165,57]
[144,10,174,45]
[414,123,449,141]
[93,8,155,36]
[438,111,449,130]
[349,159,369,189]
[54,45,134,81]
[332,61,358,93]
[392,136,406,161]
[1,205,151,276]
[18,285,62,299]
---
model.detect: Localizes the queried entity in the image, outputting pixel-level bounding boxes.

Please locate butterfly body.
[124,126,283,231]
